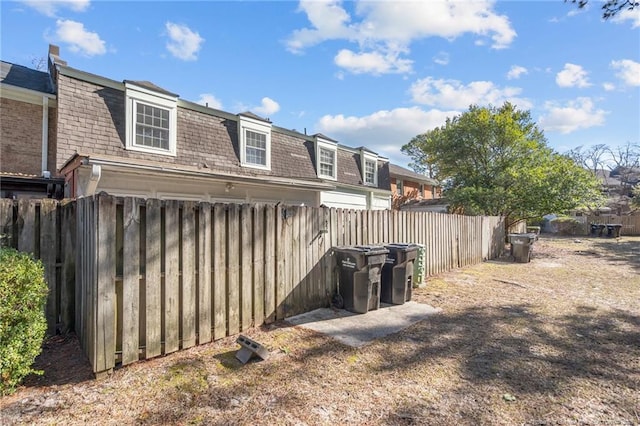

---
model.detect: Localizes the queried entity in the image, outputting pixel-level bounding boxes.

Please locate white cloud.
[611,7,640,28]
[506,65,527,80]
[315,107,459,163]
[55,19,105,56]
[610,59,640,86]
[602,82,616,91]
[539,97,607,134]
[197,94,222,110]
[433,52,449,66]
[556,63,591,88]
[165,22,204,61]
[21,0,89,17]
[334,49,412,75]
[409,77,532,110]
[253,97,280,117]
[286,0,516,75]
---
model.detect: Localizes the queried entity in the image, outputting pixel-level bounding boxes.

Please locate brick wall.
[0,97,43,175]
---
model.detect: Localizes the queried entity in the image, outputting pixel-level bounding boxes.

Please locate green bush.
[549,216,581,235]
[0,247,48,395]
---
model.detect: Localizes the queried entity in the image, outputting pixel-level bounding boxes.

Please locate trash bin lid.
[335,245,389,255]
[384,243,419,252]
[352,245,389,255]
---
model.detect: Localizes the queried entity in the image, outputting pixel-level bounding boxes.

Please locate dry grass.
[1,236,639,425]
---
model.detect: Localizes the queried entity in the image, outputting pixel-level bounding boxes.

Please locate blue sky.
[2,0,639,167]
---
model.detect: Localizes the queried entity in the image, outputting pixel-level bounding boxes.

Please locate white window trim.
[316,138,337,181]
[125,82,177,157]
[238,115,272,170]
[362,153,378,187]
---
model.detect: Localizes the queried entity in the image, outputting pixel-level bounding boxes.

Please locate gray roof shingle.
[389,163,438,185]
[0,61,54,94]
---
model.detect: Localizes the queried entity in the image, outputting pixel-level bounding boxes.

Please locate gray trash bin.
[333,245,388,314]
[381,243,419,305]
[508,233,537,263]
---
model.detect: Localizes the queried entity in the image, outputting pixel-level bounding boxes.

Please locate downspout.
[41,96,49,176]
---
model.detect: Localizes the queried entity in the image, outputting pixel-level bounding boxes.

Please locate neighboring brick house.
[0,58,64,198]
[4,45,392,209]
[388,164,448,211]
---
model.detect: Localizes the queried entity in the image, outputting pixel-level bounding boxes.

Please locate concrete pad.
[285,301,441,347]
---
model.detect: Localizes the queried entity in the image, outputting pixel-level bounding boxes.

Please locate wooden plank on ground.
[213,204,227,338]
[181,201,196,349]
[227,204,240,334]
[253,205,265,326]
[122,198,140,365]
[39,199,57,335]
[240,204,252,331]
[263,206,276,323]
[96,194,116,374]
[164,200,180,353]
[145,198,162,359]
[198,202,212,344]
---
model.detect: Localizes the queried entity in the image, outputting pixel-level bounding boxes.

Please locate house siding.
[1,97,43,175]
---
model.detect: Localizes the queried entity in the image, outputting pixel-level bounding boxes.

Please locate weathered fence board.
[227,204,240,335]
[213,204,227,338]
[164,200,180,354]
[198,202,212,344]
[240,204,252,331]
[181,202,196,349]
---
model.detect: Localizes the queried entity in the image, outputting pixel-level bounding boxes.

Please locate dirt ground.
[1,236,639,425]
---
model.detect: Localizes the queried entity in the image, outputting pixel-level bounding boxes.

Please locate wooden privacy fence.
[0,199,75,336]
[0,195,505,375]
[584,215,640,236]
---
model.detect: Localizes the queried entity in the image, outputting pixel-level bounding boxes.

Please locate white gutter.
[41,96,49,176]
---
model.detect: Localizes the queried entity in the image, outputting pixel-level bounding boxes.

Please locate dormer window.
[315,135,338,180]
[364,159,376,185]
[238,113,272,170]
[361,150,378,186]
[125,81,177,156]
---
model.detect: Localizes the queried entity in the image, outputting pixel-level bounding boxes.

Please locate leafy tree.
[567,0,639,19]
[401,103,604,229]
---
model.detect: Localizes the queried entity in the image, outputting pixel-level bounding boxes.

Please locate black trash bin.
[606,224,623,238]
[333,245,388,314]
[381,244,419,305]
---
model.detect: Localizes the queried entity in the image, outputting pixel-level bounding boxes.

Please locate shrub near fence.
[0,194,505,375]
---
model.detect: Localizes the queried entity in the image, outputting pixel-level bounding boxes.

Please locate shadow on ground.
[130,302,640,425]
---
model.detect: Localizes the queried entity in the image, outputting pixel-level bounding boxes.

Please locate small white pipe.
[41,96,49,175]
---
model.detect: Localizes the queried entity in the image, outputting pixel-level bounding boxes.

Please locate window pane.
[365,160,376,184]
[245,130,267,165]
[134,101,171,151]
[319,147,335,177]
